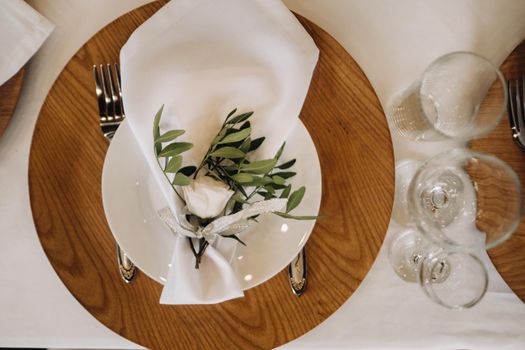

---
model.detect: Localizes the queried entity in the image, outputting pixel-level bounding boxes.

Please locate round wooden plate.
[28,2,394,349]
[0,68,25,137]
[471,40,525,303]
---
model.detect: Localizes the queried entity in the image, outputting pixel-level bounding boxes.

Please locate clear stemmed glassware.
[388,51,507,141]
[407,148,522,251]
[388,228,488,309]
[388,228,432,282]
[418,248,488,310]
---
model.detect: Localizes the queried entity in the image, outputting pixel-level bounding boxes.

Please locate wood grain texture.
[470,40,525,302]
[28,2,394,349]
[0,68,25,137]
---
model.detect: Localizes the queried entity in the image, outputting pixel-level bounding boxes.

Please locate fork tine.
[514,79,525,137]
[100,64,113,122]
[114,63,125,117]
[106,63,121,121]
[508,80,517,132]
[515,79,525,146]
[93,65,107,121]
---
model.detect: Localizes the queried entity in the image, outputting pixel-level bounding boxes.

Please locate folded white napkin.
[0,0,53,85]
[120,0,318,304]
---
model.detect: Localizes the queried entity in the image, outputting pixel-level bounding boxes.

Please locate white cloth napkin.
[0,0,53,85]
[120,0,318,304]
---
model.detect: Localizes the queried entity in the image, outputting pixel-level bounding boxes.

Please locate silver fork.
[93,63,137,283]
[507,77,525,149]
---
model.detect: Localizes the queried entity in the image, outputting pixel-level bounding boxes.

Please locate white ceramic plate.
[102,120,321,289]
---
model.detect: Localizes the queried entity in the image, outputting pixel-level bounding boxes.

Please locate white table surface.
[1,1,525,349]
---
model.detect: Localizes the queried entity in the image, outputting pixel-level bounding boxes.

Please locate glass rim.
[407,148,523,251]
[417,51,508,141]
[417,250,489,310]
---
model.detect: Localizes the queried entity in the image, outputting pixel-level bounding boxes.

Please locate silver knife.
[288,247,307,296]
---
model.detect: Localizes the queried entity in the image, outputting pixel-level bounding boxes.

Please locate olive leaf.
[173,172,191,186]
[264,185,275,195]
[272,175,286,185]
[209,147,245,159]
[226,108,238,120]
[240,121,251,130]
[218,128,251,144]
[286,186,305,213]
[156,129,185,143]
[240,159,277,174]
[274,142,286,160]
[158,142,194,157]
[154,105,194,192]
[248,137,265,152]
[153,105,164,156]
[231,193,247,203]
[269,183,287,190]
[274,212,318,220]
[178,166,197,177]
[212,128,228,145]
[276,159,296,170]
[272,171,296,179]
[280,184,292,198]
[244,176,273,187]
[226,111,253,125]
[239,138,251,153]
[165,156,182,173]
[231,173,254,183]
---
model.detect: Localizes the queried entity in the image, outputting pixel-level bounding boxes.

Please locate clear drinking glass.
[418,249,488,310]
[407,148,522,250]
[388,228,432,282]
[388,229,488,309]
[388,51,507,141]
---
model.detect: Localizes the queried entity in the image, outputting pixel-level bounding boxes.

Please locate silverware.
[93,63,137,284]
[288,247,307,296]
[507,77,525,149]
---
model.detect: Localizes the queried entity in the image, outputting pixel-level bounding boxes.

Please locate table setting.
[28,1,393,348]
[3,0,525,349]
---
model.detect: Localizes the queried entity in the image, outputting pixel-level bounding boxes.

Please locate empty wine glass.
[418,249,488,310]
[388,51,507,141]
[388,228,432,282]
[388,228,488,309]
[407,148,522,251]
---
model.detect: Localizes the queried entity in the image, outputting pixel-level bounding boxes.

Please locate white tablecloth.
[1,1,524,349]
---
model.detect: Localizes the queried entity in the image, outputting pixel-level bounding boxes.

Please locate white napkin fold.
[0,0,53,85]
[120,0,318,304]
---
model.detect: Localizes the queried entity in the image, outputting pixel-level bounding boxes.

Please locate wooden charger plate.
[0,68,25,137]
[471,40,525,302]
[28,1,394,349]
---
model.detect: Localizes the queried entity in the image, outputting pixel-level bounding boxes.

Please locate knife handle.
[288,247,307,296]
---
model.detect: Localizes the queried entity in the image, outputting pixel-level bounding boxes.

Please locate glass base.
[388,229,429,283]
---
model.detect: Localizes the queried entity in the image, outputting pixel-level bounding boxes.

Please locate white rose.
[181,176,234,219]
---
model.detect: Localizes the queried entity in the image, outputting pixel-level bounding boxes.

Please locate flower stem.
[188,237,210,269]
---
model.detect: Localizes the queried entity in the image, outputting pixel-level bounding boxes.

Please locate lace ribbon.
[158,198,287,243]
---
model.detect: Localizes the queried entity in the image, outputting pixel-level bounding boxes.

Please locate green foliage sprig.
[153,105,196,201]
[153,106,316,268]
